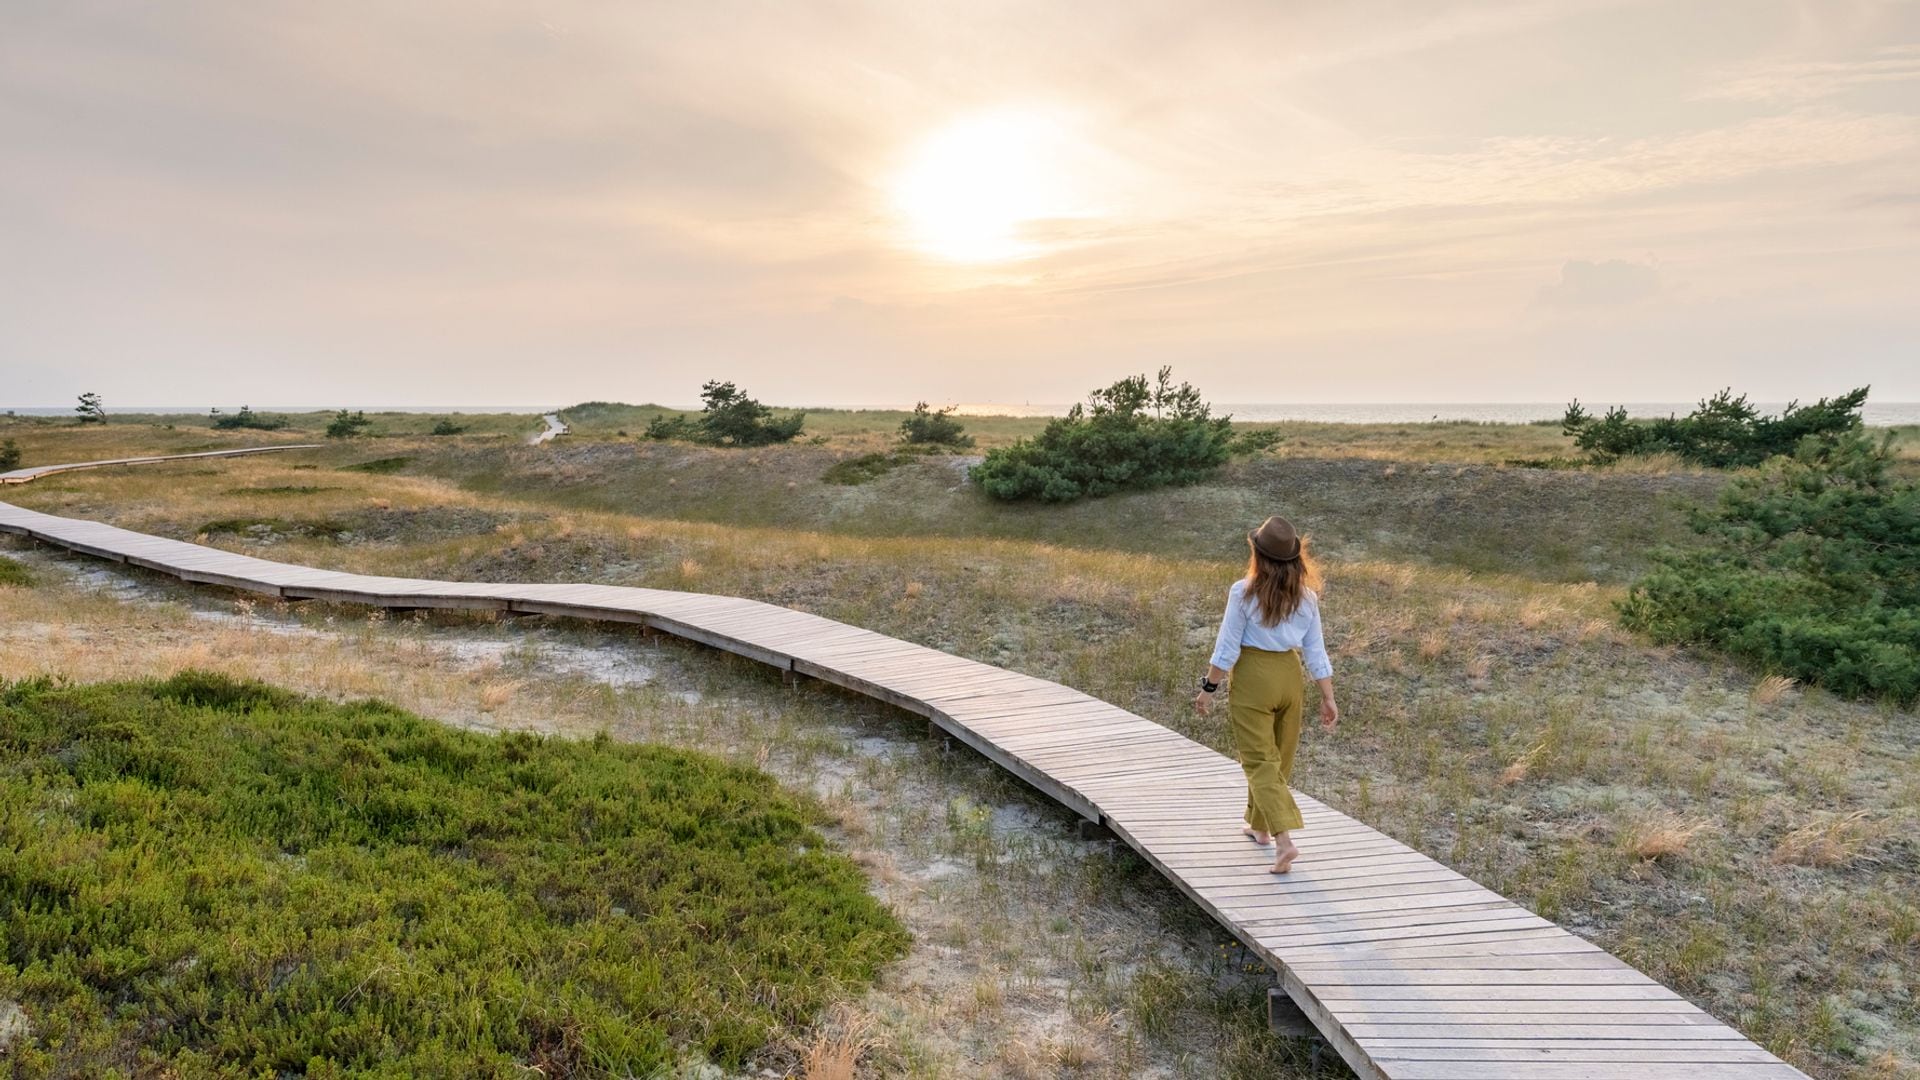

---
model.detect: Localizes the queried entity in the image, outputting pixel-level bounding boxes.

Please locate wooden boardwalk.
[0,447,1807,1079]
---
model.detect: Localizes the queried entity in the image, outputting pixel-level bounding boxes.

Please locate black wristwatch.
[1199,676,1220,694]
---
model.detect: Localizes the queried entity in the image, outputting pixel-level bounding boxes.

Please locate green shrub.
[899,402,974,449]
[1619,432,1919,704]
[0,555,31,587]
[1562,387,1868,467]
[0,438,20,471]
[325,408,374,438]
[0,672,907,1078]
[970,367,1280,502]
[210,405,289,431]
[430,418,468,436]
[644,382,805,447]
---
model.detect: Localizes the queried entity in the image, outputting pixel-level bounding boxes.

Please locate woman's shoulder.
[1227,577,1251,599]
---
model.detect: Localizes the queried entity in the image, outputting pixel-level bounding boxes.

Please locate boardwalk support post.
[1075,816,1113,841]
[1267,988,1315,1038]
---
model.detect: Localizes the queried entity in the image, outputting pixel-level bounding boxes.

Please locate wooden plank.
[1371,1064,1803,1080]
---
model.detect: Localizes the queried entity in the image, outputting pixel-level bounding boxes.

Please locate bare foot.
[1270,843,1300,874]
[1242,827,1273,845]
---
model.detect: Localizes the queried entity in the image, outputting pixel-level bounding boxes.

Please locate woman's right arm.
[1303,599,1338,730]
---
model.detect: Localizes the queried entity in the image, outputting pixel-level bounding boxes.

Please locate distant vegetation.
[0,438,20,470]
[430,418,468,435]
[209,405,289,431]
[644,381,806,447]
[325,408,374,438]
[899,401,974,449]
[971,368,1280,502]
[1562,387,1868,468]
[1621,431,1918,704]
[0,672,908,1077]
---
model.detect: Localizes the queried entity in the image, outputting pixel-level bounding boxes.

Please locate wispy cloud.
[1700,44,1920,102]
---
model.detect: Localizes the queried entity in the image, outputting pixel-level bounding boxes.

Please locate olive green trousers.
[1228,646,1306,834]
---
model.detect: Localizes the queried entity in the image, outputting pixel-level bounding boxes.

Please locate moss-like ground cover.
[0,672,907,1079]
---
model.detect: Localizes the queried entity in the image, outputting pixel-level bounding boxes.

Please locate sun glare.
[891,109,1090,262]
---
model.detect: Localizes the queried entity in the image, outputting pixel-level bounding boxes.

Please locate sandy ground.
[531,412,570,445]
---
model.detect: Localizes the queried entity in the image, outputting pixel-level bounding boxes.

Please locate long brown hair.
[1245,535,1322,627]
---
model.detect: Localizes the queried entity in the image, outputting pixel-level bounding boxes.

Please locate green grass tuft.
[0,672,908,1078]
[340,456,413,474]
[0,555,31,587]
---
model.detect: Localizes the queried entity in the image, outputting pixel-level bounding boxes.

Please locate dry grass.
[799,1005,874,1080]
[1751,673,1798,707]
[1518,596,1565,630]
[1499,741,1548,787]
[478,679,519,712]
[1773,811,1891,869]
[1624,813,1712,862]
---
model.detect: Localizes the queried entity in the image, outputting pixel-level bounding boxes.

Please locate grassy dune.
[2,412,1916,1078]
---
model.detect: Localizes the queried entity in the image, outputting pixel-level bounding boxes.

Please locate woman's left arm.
[1195,587,1246,715]
[1303,601,1338,729]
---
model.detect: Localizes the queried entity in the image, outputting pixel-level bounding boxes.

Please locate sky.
[3,0,1918,408]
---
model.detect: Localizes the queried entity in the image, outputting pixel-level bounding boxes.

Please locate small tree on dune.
[970,367,1280,502]
[643,382,805,447]
[75,392,106,425]
[325,409,373,438]
[899,402,974,449]
[0,439,21,471]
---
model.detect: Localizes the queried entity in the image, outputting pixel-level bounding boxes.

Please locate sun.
[891,109,1088,262]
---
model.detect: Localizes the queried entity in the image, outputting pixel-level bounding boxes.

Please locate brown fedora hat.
[1249,516,1302,562]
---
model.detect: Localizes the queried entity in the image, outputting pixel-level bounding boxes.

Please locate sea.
[6,402,1919,425]
[950,402,1920,425]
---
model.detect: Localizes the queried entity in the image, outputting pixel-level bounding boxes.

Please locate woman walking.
[1194,516,1338,874]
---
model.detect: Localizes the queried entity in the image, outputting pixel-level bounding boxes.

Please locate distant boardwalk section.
[0,447,1809,1080]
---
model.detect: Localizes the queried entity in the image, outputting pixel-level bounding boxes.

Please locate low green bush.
[430,419,468,436]
[210,406,289,431]
[0,672,907,1078]
[898,402,973,449]
[1619,432,1919,704]
[0,438,21,470]
[823,452,907,485]
[970,368,1280,502]
[1562,387,1868,467]
[644,382,805,447]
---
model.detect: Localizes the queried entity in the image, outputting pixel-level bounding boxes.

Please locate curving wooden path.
[0,447,1808,1079]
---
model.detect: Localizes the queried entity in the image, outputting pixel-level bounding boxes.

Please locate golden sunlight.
[890,109,1091,262]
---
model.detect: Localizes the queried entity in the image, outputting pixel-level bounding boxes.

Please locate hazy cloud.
[1536,260,1663,307]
